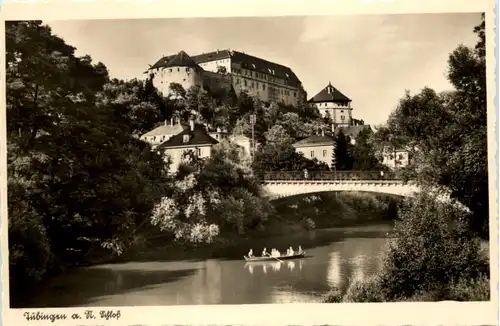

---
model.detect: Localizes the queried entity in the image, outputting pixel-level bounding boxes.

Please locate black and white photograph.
[1,0,497,324]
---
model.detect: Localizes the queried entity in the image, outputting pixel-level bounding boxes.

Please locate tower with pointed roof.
[308,82,353,127]
[148,50,204,97]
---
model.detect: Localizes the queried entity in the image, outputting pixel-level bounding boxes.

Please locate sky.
[46,13,482,125]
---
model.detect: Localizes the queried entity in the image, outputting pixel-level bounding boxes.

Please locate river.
[20,224,392,307]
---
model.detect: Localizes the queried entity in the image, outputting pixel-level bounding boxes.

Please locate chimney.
[189,120,195,131]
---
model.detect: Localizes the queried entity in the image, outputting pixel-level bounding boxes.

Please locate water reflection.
[21,226,391,307]
[326,251,342,288]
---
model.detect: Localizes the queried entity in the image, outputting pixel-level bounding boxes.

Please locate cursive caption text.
[24,310,121,323]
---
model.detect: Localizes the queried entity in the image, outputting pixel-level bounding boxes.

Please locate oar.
[266,253,283,263]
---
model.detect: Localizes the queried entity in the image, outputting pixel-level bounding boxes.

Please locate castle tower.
[308,82,353,127]
[149,50,204,97]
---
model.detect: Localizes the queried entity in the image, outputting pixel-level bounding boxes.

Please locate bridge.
[256,170,420,199]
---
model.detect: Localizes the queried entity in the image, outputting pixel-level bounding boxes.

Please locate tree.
[352,128,385,170]
[252,142,330,172]
[96,78,161,136]
[378,15,488,237]
[151,141,273,240]
[376,192,488,300]
[334,130,354,170]
[6,21,173,297]
[264,125,294,145]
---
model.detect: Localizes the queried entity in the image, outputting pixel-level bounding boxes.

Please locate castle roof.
[157,123,219,149]
[149,49,301,84]
[309,83,351,103]
[292,134,335,148]
[150,51,200,70]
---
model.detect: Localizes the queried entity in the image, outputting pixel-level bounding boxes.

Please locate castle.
[146,49,307,107]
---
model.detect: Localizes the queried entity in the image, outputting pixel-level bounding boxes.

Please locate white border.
[1,0,497,325]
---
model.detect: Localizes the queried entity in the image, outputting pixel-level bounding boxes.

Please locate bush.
[322,192,489,303]
[8,179,53,294]
[323,287,343,303]
[342,277,386,303]
[376,191,489,300]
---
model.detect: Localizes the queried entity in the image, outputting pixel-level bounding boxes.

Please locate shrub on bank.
[271,192,400,229]
[324,191,490,302]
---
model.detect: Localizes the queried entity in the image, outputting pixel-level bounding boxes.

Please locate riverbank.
[99,191,400,263]
[10,191,400,307]
[322,191,491,303]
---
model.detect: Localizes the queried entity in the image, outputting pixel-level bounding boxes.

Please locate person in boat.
[262,248,268,257]
[289,246,295,256]
[248,249,254,258]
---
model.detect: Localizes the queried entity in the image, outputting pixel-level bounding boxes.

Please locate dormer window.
[183,134,190,143]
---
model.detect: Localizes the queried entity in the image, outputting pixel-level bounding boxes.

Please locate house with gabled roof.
[156,120,219,172]
[292,132,336,169]
[309,82,353,127]
[140,119,186,148]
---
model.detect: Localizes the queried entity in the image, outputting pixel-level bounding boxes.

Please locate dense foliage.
[374,14,488,238]
[6,21,172,299]
[324,14,489,303]
[324,192,489,302]
[151,141,274,242]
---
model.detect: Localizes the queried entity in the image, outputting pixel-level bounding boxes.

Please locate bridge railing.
[257,170,402,181]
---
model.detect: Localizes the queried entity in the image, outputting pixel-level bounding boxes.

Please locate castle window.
[186,67,190,72]
[196,147,201,156]
[244,80,247,86]
[263,84,265,90]
[323,150,327,157]
[177,68,180,72]
[169,68,172,73]
[236,78,240,84]
[310,151,315,158]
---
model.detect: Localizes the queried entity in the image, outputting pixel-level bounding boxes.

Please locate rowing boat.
[243,252,306,262]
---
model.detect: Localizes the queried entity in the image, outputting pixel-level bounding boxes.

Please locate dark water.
[21,224,391,307]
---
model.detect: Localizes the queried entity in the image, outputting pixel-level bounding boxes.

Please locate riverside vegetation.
[324,14,490,302]
[7,16,489,305]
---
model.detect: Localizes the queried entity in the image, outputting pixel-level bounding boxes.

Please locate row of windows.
[233,68,280,84]
[145,135,168,142]
[310,150,329,158]
[199,59,230,66]
[322,108,347,113]
[235,78,297,97]
[317,102,349,107]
